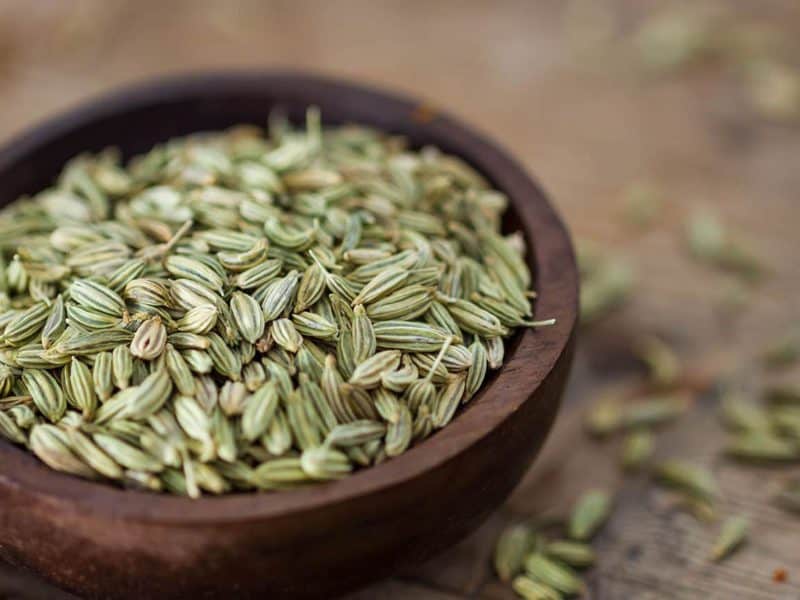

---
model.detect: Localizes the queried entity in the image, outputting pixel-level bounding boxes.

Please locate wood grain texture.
[1,0,799,598]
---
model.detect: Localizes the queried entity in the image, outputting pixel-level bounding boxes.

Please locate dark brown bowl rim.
[0,70,577,524]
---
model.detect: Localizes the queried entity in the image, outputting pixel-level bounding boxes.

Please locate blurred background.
[1,1,799,598]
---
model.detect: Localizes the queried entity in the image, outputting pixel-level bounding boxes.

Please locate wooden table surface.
[1,1,799,598]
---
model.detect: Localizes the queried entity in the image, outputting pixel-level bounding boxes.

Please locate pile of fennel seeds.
[0,109,554,497]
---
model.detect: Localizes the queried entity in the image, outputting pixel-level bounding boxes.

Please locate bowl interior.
[1,74,521,203]
[0,72,577,522]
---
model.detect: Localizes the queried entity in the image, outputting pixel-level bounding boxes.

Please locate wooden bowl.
[0,72,578,599]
